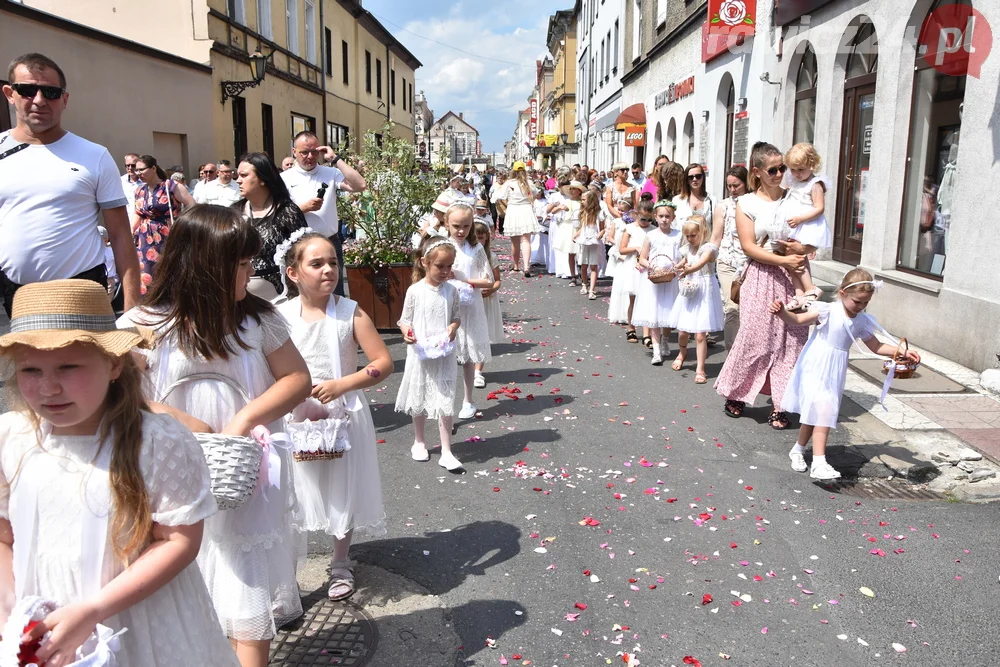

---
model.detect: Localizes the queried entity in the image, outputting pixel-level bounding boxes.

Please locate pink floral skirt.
[134,219,169,295]
[714,261,807,408]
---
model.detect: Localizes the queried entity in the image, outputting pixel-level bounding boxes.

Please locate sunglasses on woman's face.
[688,173,704,181]
[765,164,788,177]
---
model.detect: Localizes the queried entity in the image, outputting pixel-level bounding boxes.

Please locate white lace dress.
[395,280,461,418]
[483,251,504,343]
[451,239,493,364]
[118,307,302,641]
[0,412,240,666]
[631,228,683,328]
[783,172,832,248]
[670,244,725,334]
[279,297,387,539]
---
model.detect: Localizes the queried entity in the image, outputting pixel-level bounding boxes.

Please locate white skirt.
[789,214,831,249]
[631,274,679,328]
[608,267,633,324]
[395,348,458,418]
[670,274,725,334]
[483,293,504,343]
[782,339,849,429]
[455,293,492,364]
[551,220,577,254]
[577,242,603,265]
[292,394,387,539]
[530,232,550,266]
[504,203,538,236]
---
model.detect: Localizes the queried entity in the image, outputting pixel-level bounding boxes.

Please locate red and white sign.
[919,3,991,78]
[529,98,538,141]
[703,0,756,63]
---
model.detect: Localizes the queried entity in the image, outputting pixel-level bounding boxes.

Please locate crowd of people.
[0,50,921,667]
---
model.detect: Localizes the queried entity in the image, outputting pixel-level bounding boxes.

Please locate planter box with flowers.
[339,123,447,329]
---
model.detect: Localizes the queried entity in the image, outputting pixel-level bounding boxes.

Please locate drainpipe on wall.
[386,43,392,127]
[320,0,327,146]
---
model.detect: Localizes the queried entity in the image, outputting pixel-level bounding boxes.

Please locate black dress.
[235,199,307,293]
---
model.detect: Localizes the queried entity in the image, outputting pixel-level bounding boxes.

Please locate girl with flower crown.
[274,228,393,602]
[771,268,919,480]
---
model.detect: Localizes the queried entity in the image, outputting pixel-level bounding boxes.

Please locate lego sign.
[623,125,646,147]
[703,0,756,63]
[919,3,991,78]
[529,98,538,141]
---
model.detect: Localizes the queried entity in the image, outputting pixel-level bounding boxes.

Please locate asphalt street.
[334,254,1000,667]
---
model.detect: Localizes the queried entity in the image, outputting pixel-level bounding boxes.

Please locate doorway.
[834,18,878,265]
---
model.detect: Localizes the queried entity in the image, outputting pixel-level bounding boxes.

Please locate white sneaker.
[789,450,807,473]
[458,402,477,419]
[439,452,465,472]
[651,351,663,366]
[660,340,670,357]
[411,442,430,462]
[810,460,842,480]
[580,286,588,295]
[473,372,486,388]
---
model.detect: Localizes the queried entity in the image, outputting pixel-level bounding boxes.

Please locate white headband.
[423,238,453,257]
[843,279,883,292]
[273,227,319,296]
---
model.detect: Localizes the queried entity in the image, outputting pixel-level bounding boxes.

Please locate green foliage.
[339,122,449,267]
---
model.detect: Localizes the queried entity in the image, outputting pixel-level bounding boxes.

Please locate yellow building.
[20,0,419,162]
[537,9,578,167]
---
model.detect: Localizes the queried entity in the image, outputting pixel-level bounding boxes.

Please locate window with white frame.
[656,0,666,26]
[286,0,299,55]
[256,0,272,39]
[304,0,316,64]
[632,0,642,61]
[228,0,246,24]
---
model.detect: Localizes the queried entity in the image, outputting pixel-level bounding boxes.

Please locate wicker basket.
[293,449,344,462]
[285,397,352,462]
[646,253,675,284]
[883,338,920,379]
[158,373,263,511]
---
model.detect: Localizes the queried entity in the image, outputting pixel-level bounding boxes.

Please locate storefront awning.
[615,103,646,130]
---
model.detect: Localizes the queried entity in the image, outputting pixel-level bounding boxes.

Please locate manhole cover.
[269,595,378,666]
[818,478,948,501]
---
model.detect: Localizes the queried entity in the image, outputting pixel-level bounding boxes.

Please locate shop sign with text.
[654,76,696,109]
[529,99,538,141]
[703,0,756,63]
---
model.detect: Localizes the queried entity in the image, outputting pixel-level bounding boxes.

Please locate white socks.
[791,443,806,455]
[812,454,827,465]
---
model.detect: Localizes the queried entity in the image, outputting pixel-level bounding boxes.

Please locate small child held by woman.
[395,237,464,472]
[670,215,724,383]
[474,220,503,387]
[779,142,832,311]
[276,230,394,602]
[0,279,240,666]
[574,189,606,300]
[632,200,683,365]
[773,268,919,480]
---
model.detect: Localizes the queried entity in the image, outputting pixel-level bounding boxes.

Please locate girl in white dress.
[530,188,552,272]
[618,197,655,345]
[0,279,239,667]
[550,181,585,286]
[574,189,605,300]
[632,201,684,365]
[781,143,831,311]
[445,203,494,420]
[670,215,724,384]
[395,238,463,472]
[276,231,393,602]
[120,207,312,667]
[773,268,920,480]
[474,221,504,388]
[497,164,538,276]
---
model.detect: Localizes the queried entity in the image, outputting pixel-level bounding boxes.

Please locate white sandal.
[328,560,357,601]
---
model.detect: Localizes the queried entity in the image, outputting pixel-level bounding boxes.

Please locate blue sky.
[363,0,570,153]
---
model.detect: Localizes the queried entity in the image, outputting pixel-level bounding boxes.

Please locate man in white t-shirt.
[0,52,140,315]
[281,131,366,296]
[194,159,241,207]
[120,152,141,221]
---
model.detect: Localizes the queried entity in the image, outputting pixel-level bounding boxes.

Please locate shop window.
[793,45,817,145]
[896,0,968,278]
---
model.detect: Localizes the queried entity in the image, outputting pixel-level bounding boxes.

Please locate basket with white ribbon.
[284,397,352,462]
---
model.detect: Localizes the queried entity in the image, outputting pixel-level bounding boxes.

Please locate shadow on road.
[354,520,521,597]
[452,427,561,464]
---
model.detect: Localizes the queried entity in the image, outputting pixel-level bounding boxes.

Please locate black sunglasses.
[766,164,788,177]
[638,217,654,222]
[688,173,704,180]
[10,83,64,100]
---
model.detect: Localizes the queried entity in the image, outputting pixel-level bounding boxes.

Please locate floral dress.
[134,180,181,294]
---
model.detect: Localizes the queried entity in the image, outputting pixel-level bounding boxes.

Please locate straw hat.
[567,180,586,193]
[0,280,153,372]
[431,192,456,213]
[475,199,489,208]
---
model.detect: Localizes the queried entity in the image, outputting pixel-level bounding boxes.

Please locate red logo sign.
[624,127,646,147]
[703,0,756,63]
[919,3,991,78]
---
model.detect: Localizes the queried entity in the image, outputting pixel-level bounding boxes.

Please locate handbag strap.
[164,180,176,226]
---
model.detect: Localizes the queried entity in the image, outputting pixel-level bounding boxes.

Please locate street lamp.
[559,132,568,145]
[221,46,273,104]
